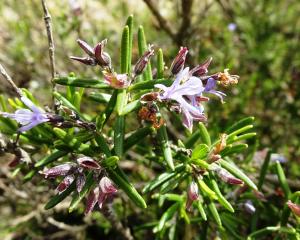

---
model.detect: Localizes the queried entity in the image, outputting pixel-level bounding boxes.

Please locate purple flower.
[0,96,50,132]
[204,78,226,102]
[155,68,206,131]
[228,23,237,32]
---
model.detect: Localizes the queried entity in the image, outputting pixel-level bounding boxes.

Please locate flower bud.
[103,71,130,89]
[99,176,117,194]
[41,163,76,178]
[188,181,199,200]
[186,181,199,211]
[70,56,97,66]
[94,39,112,68]
[243,200,256,214]
[85,187,99,215]
[77,156,101,170]
[209,164,244,185]
[190,57,212,77]
[56,174,75,194]
[76,173,86,193]
[134,45,154,76]
[287,200,300,217]
[170,47,188,75]
[76,39,94,57]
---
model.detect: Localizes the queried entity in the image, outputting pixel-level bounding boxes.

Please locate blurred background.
[0,0,299,239]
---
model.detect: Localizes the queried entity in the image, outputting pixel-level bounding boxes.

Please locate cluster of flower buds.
[85,176,118,214]
[186,181,199,211]
[209,163,244,185]
[71,39,155,89]
[70,39,111,69]
[42,156,101,194]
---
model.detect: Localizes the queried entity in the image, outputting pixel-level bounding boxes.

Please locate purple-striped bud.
[287,200,300,217]
[76,39,94,57]
[70,56,97,66]
[210,164,244,185]
[186,181,199,211]
[188,181,199,200]
[99,177,117,194]
[71,38,111,68]
[85,187,99,215]
[190,57,212,77]
[170,47,188,75]
[76,173,86,193]
[56,174,75,194]
[134,45,154,76]
[42,163,76,178]
[97,177,118,209]
[77,157,101,170]
[94,39,111,68]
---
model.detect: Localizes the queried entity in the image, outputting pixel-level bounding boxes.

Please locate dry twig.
[41,0,56,88]
[0,63,22,97]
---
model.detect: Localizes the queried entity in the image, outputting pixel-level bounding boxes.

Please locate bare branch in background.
[176,0,194,45]
[41,0,56,89]
[0,63,22,97]
[142,0,177,43]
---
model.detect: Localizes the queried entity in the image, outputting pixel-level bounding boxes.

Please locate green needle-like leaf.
[138,25,152,81]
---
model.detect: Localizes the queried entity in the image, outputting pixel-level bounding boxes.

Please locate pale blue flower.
[228,23,237,32]
[155,68,206,130]
[0,96,49,132]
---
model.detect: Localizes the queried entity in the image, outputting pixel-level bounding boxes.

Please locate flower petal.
[21,96,43,113]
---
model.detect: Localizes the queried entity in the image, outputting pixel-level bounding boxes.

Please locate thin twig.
[0,63,22,97]
[41,0,56,87]
[142,0,177,43]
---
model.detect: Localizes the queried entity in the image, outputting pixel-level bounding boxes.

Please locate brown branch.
[142,0,177,43]
[0,63,23,97]
[176,0,194,45]
[41,0,56,87]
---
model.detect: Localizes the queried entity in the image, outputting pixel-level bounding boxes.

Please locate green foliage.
[0,3,299,239]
